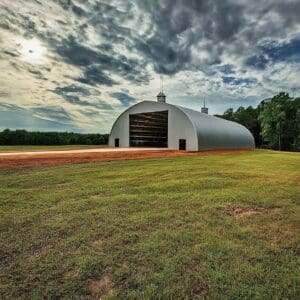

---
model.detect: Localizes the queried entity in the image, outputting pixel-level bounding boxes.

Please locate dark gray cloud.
[55,36,104,67]
[218,64,235,75]
[2,50,18,57]
[245,55,269,70]
[54,84,93,96]
[132,0,300,74]
[52,84,112,110]
[54,35,149,85]
[0,103,23,110]
[0,0,300,132]
[32,106,73,123]
[77,65,117,86]
[71,3,86,17]
[2,0,299,79]
[61,94,91,106]
[132,0,245,74]
[110,92,135,106]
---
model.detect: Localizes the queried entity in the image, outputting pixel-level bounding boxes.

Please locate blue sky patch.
[246,38,300,69]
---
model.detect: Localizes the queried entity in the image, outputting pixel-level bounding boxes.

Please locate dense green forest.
[0,130,108,145]
[216,92,300,151]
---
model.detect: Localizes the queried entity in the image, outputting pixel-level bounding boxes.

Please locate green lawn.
[0,145,107,151]
[0,150,299,299]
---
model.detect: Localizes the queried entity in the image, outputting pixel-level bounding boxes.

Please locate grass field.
[0,150,299,299]
[0,145,106,151]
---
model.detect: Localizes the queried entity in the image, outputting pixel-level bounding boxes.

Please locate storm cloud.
[0,0,300,132]
[52,84,112,110]
[110,92,135,106]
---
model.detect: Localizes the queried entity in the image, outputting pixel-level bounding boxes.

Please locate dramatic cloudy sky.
[0,0,300,133]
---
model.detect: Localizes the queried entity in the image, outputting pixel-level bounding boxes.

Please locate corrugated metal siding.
[178,105,255,150]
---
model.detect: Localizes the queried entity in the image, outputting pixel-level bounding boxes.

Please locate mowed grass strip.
[0,150,299,299]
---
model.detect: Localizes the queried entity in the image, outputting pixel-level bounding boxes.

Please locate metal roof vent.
[201,98,208,114]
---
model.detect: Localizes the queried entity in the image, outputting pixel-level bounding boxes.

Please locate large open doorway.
[129,110,168,147]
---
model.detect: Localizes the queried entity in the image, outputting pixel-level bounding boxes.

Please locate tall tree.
[258,92,298,151]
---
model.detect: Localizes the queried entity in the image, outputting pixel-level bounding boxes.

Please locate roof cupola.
[157,76,166,103]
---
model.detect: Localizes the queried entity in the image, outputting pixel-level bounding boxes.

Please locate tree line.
[0,92,299,150]
[0,130,109,145]
[216,92,300,151]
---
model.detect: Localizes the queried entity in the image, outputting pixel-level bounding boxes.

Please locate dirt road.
[0,147,168,156]
[0,148,249,169]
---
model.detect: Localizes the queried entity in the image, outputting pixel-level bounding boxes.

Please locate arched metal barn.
[109,96,255,151]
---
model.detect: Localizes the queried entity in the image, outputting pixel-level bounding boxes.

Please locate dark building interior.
[129,110,168,147]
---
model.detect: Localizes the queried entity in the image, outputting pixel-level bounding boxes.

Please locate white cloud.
[0,0,299,132]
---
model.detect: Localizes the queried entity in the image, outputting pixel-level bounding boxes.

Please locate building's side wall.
[109,101,197,150]
[180,107,255,150]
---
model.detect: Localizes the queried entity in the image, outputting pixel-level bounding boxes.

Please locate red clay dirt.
[0,149,249,170]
